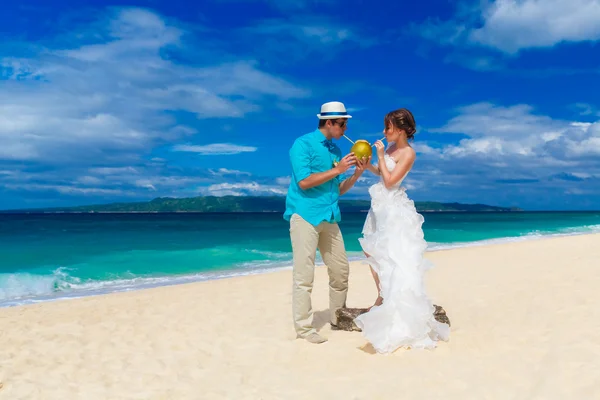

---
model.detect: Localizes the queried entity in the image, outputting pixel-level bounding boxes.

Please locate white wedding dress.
[354,153,450,354]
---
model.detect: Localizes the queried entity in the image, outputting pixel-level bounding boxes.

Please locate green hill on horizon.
[3,195,523,213]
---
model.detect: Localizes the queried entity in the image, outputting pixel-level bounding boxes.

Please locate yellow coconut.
[350,139,372,160]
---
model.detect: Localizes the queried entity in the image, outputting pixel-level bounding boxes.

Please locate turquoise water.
[1,212,599,307]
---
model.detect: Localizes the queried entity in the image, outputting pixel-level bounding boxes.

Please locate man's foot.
[301,333,328,344]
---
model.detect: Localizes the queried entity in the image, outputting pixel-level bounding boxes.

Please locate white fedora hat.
[317,101,352,119]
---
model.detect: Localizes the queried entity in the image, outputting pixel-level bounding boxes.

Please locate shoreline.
[1,233,599,398]
[2,228,599,308]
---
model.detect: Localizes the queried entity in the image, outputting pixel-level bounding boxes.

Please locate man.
[284,101,369,344]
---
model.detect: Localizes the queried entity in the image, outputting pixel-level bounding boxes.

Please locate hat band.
[320,111,348,116]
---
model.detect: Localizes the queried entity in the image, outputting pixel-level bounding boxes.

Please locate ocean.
[1,211,599,307]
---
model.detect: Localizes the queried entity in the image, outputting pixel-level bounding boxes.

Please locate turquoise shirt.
[284,129,346,226]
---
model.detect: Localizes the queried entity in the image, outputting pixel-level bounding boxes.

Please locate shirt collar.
[313,129,335,150]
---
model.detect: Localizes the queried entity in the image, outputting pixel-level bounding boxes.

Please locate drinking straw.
[342,135,355,145]
[372,137,385,147]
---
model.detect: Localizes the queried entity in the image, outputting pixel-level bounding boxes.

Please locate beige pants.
[289,213,350,337]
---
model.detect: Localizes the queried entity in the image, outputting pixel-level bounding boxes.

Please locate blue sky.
[1,0,600,210]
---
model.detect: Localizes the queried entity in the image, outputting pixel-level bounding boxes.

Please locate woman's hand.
[374,140,385,159]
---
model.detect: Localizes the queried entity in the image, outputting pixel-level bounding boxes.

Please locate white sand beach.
[1,233,599,399]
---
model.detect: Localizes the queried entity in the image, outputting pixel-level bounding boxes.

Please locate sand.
[1,233,599,399]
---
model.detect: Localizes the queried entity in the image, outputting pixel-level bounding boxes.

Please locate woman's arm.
[366,162,380,176]
[378,149,416,189]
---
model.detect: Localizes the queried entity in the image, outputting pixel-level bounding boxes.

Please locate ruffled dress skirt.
[354,182,450,354]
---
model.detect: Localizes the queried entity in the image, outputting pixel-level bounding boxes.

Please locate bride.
[354,108,450,354]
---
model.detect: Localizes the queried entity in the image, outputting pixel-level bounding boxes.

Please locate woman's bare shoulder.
[391,145,416,163]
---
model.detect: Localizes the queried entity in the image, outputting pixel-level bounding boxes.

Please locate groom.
[284,101,368,344]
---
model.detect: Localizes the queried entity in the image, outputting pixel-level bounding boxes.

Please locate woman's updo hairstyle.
[384,108,417,140]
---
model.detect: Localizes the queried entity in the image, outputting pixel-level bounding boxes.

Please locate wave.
[426,223,600,251]
[0,268,73,302]
[2,224,599,308]
[0,263,296,308]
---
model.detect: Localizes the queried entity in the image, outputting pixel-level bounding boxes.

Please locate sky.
[1,0,600,211]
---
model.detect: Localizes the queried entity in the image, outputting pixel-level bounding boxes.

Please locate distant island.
[3,195,523,213]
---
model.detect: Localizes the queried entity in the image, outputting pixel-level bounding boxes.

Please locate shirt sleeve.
[289,139,312,182]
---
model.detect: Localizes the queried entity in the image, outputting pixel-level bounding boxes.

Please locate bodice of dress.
[379,154,407,189]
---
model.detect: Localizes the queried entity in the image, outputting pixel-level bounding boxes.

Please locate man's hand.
[338,154,369,195]
[354,156,371,176]
[335,153,357,174]
[297,153,356,190]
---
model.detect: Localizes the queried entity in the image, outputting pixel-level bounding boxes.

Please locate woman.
[354,108,450,354]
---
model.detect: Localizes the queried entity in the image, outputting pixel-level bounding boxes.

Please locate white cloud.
[209,168,252,176]
[431,102,563,137]
[275,176,291,185]
[413,143,439,155]
[470,0,600,53]
[88,167,141,176]
[245,19,363,46]
[415,0,600,54]
[416,19,469,46]
[134,179,158,191]
[235,17,373,63]
[430,102,600,161]
[203,182,288,196]
[75,176,103,185]
[3,183,132,197]
[565,134,600,157]
[442,53,505,72]
[0,162,219,202]
[193,61,309,100]
[572,102,600,116]
[0,7,308,164]
[408,102,600,208]
[172,143,257,155]
[58,8,182,62]
[442,137,536,157]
